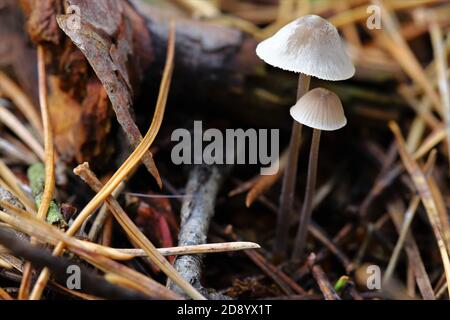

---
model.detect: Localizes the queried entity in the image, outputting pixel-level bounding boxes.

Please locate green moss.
[27,163,67,229]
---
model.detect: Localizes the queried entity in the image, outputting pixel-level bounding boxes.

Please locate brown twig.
[307,253,341,300]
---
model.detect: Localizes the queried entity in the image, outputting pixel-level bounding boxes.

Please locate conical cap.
[290,87,346,131]
[256,15,355,81]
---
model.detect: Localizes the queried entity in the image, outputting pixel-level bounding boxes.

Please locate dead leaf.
[136,200,175,263]
[56,0,162,187]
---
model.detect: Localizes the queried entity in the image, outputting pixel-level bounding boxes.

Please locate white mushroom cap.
[256,15,355,81]
[290,88,346,131]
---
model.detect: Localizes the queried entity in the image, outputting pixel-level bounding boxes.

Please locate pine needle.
[0,71,43,136]
[329,0,441,28]
[35,45,56,222]
[371,0,442,114]
[0,202,180,299]
[0,286,13,300]
[390,121,450,297]
[20,45,56,300]
[120,242,260,257]
[0,105,44,160]
[0,160,35,212]
[430,21,450,172]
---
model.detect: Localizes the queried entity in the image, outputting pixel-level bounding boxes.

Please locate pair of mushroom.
[256,15,355,260]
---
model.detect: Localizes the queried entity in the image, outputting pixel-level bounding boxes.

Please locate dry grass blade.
[0,160,35,211]
[20,46,56,300]
[429,175,450,256]
[52,283,102,300]
[0,255,13,269]
[329,0,441,28]
[390,121,450,297]
[0,202,180,299]
[77,240,259,261]
[373,0,442,114]
[0,104,44,160]
[414,126,446,159]
[384,196,420,284]
[336,0,362,47]
[309,223,354,273]
[0,247,22,271]
[103,273,152,296]
[0,72,42,135]
[387,200,435,300]
[88,181,125,241]
[0,135,38,165]
[171,0,220,18]
[384,149,436,285]
[0,286,13,300]
[399,84,439,152]
[228,176,259,197]
[71,241,260,261]
[398,85,440,130]
[430,21,450,170]
[74,163,205,300]
[35,45,55,222]
[117,242,260,258]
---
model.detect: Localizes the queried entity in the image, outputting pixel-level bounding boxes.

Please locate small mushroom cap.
[290,88,346,131]
[256,15,355,81]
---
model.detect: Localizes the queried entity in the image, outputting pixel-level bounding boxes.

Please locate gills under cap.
[256,15,355,81]
[290,88,346,131]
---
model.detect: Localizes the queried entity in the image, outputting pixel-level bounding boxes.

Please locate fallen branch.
[118,242,260,258]
[168,165,232,299]
[307,253,341,300]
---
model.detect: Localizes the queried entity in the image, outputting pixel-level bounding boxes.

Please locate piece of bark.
[56,0,162,186]
[168,165,232,299]
[134,0,258,91]
[21,0,62,45]
[0,0,38,102]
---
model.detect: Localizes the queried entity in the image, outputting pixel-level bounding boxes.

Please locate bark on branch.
[168,165,232,299]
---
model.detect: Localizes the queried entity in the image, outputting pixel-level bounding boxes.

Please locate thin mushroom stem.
[292,128,321,261]
[274,73,310,256]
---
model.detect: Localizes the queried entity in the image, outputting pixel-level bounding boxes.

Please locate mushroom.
[290,87,346,261]
[256,15,355,255]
